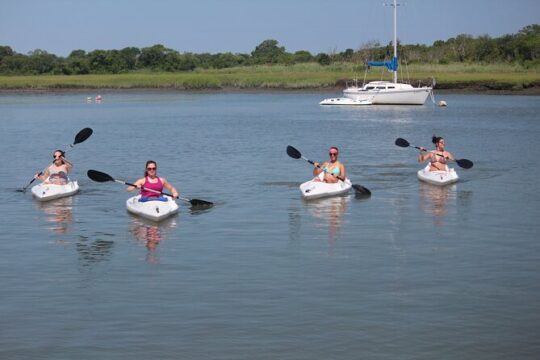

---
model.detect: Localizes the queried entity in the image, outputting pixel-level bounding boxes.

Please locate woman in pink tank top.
[127,160,179,201]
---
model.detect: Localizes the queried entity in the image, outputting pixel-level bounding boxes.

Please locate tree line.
[0,24,538,75]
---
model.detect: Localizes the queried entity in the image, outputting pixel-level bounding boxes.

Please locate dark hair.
[432,136,443,145]
[53,149,65,164]
[144,160,157,177]
[329,146,339,153]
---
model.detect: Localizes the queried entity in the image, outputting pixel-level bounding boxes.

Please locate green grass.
[1,62,539,90]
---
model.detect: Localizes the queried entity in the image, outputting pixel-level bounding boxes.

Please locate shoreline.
[1,85,540,95]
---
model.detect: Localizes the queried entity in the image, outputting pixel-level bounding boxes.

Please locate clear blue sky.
[1,0,538,56]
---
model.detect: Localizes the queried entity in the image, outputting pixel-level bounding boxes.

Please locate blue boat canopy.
[368,56,398,72]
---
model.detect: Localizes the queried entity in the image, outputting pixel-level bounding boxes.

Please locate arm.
[336,163,346,181]
[36,168,49,182]
[313,162,325,176]
[418,148,431,163]
[127,178,144,192]
[62,156,73,172]
[161,177,179,198]
[445,151,455,161]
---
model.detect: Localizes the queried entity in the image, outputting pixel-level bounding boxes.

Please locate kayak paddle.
[87,169,213,207]
[394,138,474,169]
[19,127,94,192]
[286,145,371,196]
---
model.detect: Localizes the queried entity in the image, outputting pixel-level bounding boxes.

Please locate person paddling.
[34,150,73,185]
[127,160,179,201]
[418,136,455,171]
[313,146,347,183]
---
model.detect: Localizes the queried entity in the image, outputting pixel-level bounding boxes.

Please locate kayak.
[31,180,79,201]
[417,164,459,186]
[126,195,179,222]
[300,172,352,200]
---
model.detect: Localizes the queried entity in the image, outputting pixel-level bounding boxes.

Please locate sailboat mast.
[393,0,398,83]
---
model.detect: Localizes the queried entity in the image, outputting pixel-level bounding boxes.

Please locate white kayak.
[300,172,352,200]
[126,195,179,222]
[31,180,79,201]
[417,164,459,186]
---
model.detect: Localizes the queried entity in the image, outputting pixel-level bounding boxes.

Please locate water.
[1,91,539,359]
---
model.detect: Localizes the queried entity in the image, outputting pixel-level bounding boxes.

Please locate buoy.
[438,100,447,107]
[86,97,93,103]
[95,95,102,101]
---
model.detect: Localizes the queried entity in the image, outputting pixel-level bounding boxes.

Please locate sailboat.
[320,0,433,106]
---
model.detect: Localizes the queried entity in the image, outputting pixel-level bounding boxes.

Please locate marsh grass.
[1,62,539,90]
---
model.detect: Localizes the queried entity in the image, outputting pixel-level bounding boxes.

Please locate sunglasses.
[147,167,157,171]
[329,152,338,156]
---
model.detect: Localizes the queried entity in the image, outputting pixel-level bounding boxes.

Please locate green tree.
[139,44,177,69]
[315,53,331,65]
[292,50,313,63]
[27,49,58,74]
[0,45,14,61]
[119,47,140,70]
[251,39,286,64]
[448,34,475,62]
[339,48,354,61]
[474,35,499,62]
[68,49,86,58]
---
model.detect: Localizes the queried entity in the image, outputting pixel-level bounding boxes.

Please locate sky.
[1,0,539,57]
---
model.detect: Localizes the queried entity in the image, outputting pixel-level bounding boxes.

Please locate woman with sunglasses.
[418,135,455,171]
[34,150,73,185]
[127,160,179,201]
[313,146,346,183]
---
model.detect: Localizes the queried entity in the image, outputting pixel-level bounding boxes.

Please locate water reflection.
[304,196,349,254]
[129,217,177,264]
[35,197,73,235]
[76,234,115,267]
[419,183,457,226]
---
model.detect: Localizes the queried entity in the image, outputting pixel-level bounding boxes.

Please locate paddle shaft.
[418,146,458,162]
[118,180,173,198]
[117,180,196,203]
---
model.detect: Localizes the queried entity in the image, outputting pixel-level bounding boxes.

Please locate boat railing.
[345,78,364,89]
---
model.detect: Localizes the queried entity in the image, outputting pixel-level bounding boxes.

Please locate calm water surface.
[1,91,539,359]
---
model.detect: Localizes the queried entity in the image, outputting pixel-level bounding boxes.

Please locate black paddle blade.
[395,138,410,148]
[286,145,302,159]
[87,169,114,183]
[456,158,474,169]
[352,184,371,196]
[74,128,93,145]
[190,199,214,207]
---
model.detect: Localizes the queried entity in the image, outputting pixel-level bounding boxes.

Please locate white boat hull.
[417,164,459,186]
[126,195,179,222]
[344,86,432,105]
[300,174,352,200]
[31,180,79,201]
